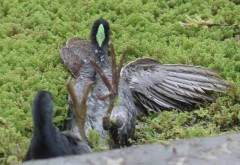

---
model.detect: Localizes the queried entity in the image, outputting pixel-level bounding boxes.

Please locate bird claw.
[90,42,129,148]
[107,118,134,148]
[103,116,134,148]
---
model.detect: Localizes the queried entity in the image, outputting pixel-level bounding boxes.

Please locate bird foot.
[90,43,129,148]
[90,42,127,115]
[106,115,134,149]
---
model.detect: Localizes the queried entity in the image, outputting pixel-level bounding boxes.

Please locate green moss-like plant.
[88,130,108,152]
[0,0,239,164]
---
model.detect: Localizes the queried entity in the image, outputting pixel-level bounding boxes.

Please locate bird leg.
[111,42,117,94]
[89,43,127,102]
[90,43,127,116]
[67,78,93,144]
[110,42,127,96]
[90,43,128,148]
[105,43,128,148]
[103,42,127,128]
[89,60,114,95]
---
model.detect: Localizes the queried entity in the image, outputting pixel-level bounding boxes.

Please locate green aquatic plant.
[0,0,239,164]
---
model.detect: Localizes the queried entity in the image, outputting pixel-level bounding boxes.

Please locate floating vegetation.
[0,0,239,164]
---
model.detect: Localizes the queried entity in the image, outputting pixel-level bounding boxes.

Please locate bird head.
[32,91,54,122]
[90,18,111,48]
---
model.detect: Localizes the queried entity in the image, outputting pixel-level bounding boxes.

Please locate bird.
[60,18,228,148]
[23,91,91,161]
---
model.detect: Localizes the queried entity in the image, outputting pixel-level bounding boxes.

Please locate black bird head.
[32,91,54,123]
[90,19,111,48]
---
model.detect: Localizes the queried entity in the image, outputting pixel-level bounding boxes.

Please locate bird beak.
[96,24,105,47]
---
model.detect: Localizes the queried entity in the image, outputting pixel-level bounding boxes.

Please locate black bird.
[60,19,228,148]
[23,91,91,161]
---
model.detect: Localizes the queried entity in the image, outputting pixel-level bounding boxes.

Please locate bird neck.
[92,43,110,68]
[33,109,55,137]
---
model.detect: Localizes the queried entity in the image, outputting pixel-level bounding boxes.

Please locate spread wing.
[121,58,228,112]
[59,37,92,78]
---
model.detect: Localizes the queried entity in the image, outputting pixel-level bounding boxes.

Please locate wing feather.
[59,37,92,78]
[122,58,228,112]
